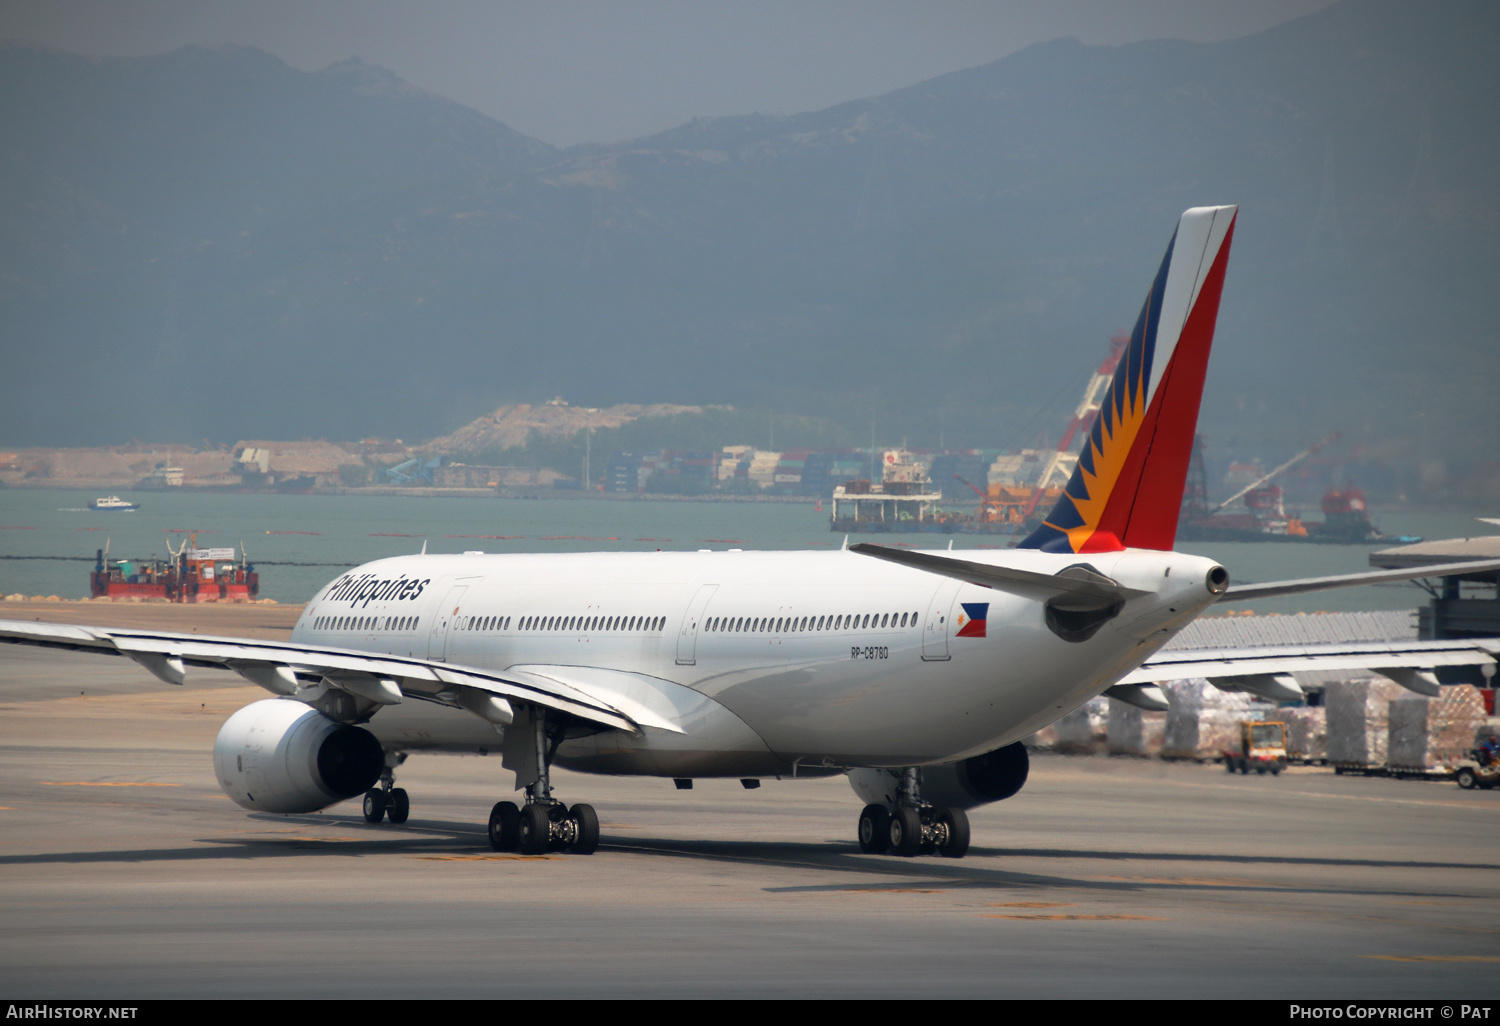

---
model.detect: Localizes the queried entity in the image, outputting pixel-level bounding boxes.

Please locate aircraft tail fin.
[1019,205,1237,553]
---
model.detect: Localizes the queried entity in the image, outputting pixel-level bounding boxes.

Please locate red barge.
[90,538,259,602]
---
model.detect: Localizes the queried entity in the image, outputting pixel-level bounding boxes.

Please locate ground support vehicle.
[1223,721,1288,775]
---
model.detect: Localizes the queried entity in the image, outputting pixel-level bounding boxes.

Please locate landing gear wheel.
[518,803,552,855]
[488,801,520,851]
[1456,767,1478,790]
[569,803,599,854]
[363,789,387,824]
[888,805,922,857]
[387,787,410,824]
[937,807,970,859]
[1270,763,1283,777]
[858,804,890,854]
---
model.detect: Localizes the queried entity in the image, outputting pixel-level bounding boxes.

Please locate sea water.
[0,487,1491,616]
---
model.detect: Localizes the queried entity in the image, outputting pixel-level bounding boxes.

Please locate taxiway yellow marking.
[41,781,179,787]
[0,806,13,810]
[983,914,1167,921]
[412,854,557,861]
[1095,875,1297,888]
[990,902,1074,908]
[1363,955,1500,963]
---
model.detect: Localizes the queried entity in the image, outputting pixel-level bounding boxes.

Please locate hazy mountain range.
[2,0,1496,482]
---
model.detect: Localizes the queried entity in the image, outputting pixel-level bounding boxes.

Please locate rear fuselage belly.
[292,549,1217,774]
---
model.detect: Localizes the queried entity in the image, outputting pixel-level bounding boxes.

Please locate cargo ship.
[1175,436,1419,545]
[828,337,1127,536]
[90,537,258,602]
[828,451,1032,534]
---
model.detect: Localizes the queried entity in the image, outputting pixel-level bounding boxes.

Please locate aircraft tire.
[518,803,551,855]
[857,804,889,854]
[888,805,922,857]
[363,789,386,824]
[937,807,970,859]
[570,803,599,854]
[387,788,410,824]
[488,801,520,851]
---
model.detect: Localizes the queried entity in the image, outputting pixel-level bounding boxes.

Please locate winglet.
[1021,205,1237,553]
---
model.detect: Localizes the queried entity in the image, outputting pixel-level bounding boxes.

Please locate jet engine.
[848,742,1030,811]
[213,698,384,814]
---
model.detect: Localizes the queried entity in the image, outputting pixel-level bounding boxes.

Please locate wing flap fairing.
[1121,638,1499,696]
[0,619,641,735]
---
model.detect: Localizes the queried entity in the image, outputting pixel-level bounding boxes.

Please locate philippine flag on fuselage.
[955,602,988,638]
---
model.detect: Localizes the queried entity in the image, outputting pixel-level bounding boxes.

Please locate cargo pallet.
[1331,762,1455,781]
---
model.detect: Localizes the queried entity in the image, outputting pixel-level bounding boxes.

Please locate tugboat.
[88,495,139,512]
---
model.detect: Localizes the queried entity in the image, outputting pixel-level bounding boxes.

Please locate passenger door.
[427,585,469,662]
[676,584,719,666]
[922,580,961,661]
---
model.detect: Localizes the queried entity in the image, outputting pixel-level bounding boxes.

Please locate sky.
[0,0,1337,147]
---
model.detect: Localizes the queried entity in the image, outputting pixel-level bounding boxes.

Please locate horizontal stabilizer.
[849,543,1147,603]
[1219,557,1500,602]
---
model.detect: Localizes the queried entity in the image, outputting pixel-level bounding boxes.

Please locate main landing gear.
[857,768,970,858]
[363,754,410,824]
[487,708,599,855]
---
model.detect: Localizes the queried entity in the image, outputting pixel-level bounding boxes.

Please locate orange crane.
[1021,333,1130,521]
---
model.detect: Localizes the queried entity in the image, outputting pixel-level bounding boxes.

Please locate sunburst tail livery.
[1020,204,1238,554]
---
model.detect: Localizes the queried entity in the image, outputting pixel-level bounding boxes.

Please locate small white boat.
[88,495,139,512]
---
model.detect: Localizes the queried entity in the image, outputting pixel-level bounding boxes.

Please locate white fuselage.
[290,547,1225,777]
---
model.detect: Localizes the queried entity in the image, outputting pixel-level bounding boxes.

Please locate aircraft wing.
[1118,637,1500,700]
[1219,557,1500,602]
[0,618,643,734]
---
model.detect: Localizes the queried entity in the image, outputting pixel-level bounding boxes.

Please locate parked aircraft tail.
[1020,205,1237,553]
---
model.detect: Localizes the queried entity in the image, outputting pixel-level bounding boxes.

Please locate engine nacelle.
[214,698,384,814]
[847,742,1029,812]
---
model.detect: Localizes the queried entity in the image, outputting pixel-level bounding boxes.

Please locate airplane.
[5,204,1500,860]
